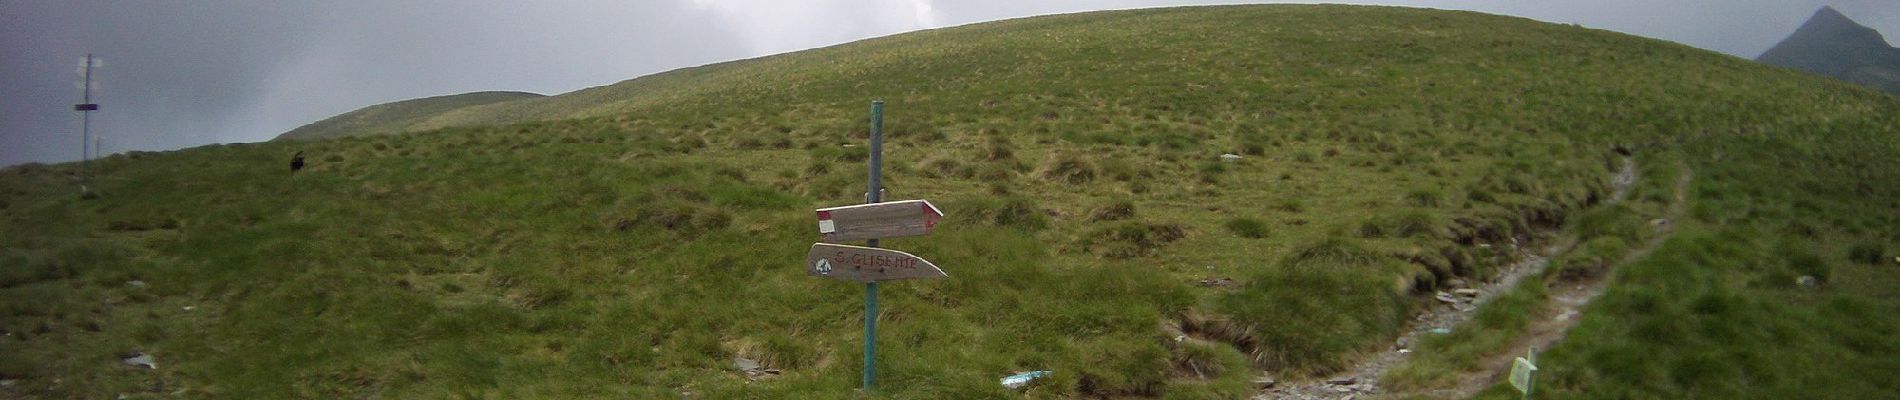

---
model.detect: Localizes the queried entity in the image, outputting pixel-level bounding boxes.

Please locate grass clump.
[1216,234,1413,375]
[1358,208,1447,239]
[1096,157,1144,182]
[1404,187,1446,208]
[1037,152,1097,185]
[1847,242,1885,266]
[807,144,868,163]
[1284,236,1382,269]
[1555,236,1632,282]
[1785,246,1833,285]
[1196,161,1227,183]
[917,156,967,179]
[1568,204,1644,242]
[1088,200,1137,222]
[1218,263,1408,374]
[948,195,1049,231]
[1078,221,1189,259]
[1168,339,1252,385]
[1224,217,1269,239]
[1271,198,1305,213]
[981,136,1016,162]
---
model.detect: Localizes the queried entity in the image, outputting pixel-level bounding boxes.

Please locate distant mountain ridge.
[274,91,544,141]
[1757,6,1900,95]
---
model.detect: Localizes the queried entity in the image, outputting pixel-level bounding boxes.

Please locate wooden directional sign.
[806,243,946,283]
[815,199,944,242]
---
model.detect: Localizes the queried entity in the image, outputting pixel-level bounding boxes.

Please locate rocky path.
[1255,156,1686,400]
[1419,163,1692,399]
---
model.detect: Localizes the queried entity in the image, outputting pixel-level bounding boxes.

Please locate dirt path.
[1255,156,1686,400]
[1417,163,1693,399]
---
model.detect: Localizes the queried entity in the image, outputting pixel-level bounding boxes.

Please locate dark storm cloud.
[241,2,756,142]
[4,1,1896,167]
[2,2,327,166]
[2,1,752,166]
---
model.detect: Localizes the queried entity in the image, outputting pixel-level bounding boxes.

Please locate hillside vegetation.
[4,5,1898,399]
[274,91,545,141]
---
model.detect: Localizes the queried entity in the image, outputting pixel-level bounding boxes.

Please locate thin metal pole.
[81,54,93,180]
[862,100,884,390]
[868,101,884,205]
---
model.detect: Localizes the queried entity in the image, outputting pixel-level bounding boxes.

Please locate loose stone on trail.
[1197,277,1235,287]
[732,356,780,381]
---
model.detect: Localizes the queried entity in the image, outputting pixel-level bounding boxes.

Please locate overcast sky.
[3,1,1896,167]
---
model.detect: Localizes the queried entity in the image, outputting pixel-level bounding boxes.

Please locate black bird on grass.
[290,151,305,172]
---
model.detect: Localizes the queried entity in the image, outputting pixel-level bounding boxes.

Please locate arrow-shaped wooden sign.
[815,199,944,242]
[806,243,946,282]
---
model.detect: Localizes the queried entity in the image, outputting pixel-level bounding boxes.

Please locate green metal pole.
[863,281,878,389]
[862,100,885,391]
[1525,346,1536,400]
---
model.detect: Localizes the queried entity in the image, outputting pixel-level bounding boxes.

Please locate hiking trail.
[1255,155,1692,400]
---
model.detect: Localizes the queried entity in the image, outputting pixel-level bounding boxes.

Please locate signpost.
[806,243,946,282]
[1510,346,1538,399]
[805,100,947,391]
[816,200,944,243]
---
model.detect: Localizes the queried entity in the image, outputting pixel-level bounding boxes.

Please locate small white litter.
[1001,370,1051,389]
[121,353,156,369]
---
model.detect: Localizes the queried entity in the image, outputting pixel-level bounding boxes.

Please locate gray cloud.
[2,1,754,166]
[4,1,1894,167]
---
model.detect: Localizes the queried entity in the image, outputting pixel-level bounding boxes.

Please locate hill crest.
[274,90,544,141]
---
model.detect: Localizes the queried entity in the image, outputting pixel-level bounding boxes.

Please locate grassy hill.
[4,5,1898,399]
[274,91,545,141]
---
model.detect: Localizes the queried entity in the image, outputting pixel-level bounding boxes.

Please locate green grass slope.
[274,91,545,141]
[4,5,1898,399]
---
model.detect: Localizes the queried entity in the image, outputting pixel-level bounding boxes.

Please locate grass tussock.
[1037,152,1097,185]
[1088,200,1137,222]
[1077,222,1189,259]
[1219,264,1409,375]
[1358,208,1447,239]
[1224,217,1270,239]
